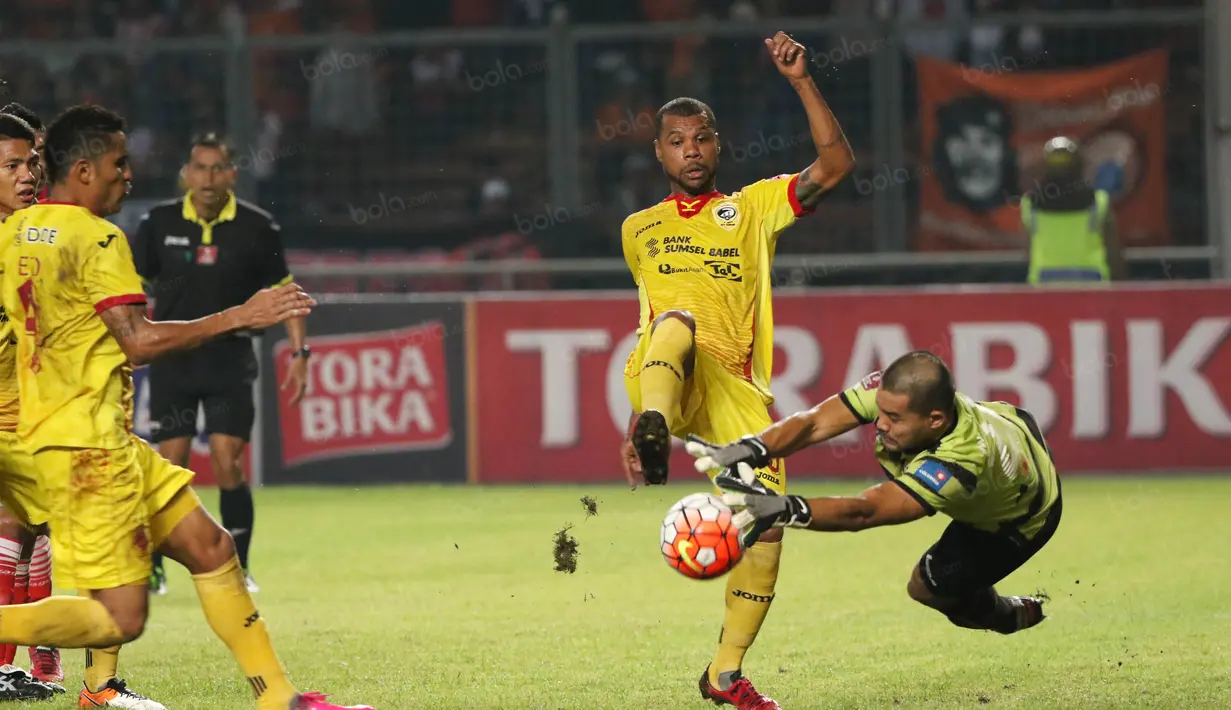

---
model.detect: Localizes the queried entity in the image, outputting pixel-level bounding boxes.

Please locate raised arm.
[764,32,856,211]
[98,283,314,367]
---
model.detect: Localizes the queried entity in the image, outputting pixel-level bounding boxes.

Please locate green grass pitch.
[29,477,1231,708]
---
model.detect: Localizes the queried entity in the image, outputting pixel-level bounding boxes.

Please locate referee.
[133,133,310,595]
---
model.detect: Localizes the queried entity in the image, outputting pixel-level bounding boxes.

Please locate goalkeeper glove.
[684,434,772,473]
[715,462,813,547]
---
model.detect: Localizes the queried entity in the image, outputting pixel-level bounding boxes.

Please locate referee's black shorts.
[147,346,259,444]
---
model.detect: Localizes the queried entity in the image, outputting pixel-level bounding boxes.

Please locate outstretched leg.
[630,311,696,484]
[155,488,369,710]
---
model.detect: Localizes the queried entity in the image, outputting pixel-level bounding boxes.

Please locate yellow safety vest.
[1024,189,1111,285]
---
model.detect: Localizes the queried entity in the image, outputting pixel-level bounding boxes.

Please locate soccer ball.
[661,493,744,580]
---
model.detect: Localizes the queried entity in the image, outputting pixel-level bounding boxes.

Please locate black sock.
[220,484,255,571]
[151,550,164,573]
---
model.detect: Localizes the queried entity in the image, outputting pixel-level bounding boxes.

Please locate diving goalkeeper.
[688,350,1060,636]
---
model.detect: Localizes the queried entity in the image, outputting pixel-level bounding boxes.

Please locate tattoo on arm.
[794,168,825,209]
[818,134,847,149]
[98,304,145,347]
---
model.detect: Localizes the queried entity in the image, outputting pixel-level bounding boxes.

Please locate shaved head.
[881,350,956,418]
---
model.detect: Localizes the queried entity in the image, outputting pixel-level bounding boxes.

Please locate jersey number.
[16,278,41,373]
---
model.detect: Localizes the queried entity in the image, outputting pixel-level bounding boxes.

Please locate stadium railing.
[284,246,1217,293]
[0,6,1222,283]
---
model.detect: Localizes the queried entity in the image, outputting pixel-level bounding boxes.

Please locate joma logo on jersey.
[24,227,57,244]
[634,220,661,238]
[705,260,742,281]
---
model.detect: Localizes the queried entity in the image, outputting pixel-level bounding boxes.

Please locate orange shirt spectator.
[639,0,703,79]
[247,1,303,120]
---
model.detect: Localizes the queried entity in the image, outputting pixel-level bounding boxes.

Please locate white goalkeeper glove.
[714,463,813,548]
[684,434,772,473]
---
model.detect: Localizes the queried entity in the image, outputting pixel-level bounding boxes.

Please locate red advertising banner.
[272,322,453,468]
[473,285,1231,483]
[916,49,1169,251]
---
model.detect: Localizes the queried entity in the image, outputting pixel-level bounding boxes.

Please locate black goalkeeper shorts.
[917,495,1063,600]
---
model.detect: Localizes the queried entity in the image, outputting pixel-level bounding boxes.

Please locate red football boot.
[292,691,373,709]
[699,666,782,710]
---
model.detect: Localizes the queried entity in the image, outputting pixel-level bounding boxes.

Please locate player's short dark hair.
[0,113,36,145]
[882,350,956,418]
[188,132,233,164]
[654,97,718,139]
[43,104,127,185]
[0,102,42,133]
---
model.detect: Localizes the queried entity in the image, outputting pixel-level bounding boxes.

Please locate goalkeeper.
[687,350,1060,635]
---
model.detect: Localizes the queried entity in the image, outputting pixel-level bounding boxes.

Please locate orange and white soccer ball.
[661,493,744,580]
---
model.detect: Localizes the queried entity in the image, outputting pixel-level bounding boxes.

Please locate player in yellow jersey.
[1,103,168,708]
[688,350,1057,635]
[618,32,855,710]
[0,108,69,702]
[0,104,370,710]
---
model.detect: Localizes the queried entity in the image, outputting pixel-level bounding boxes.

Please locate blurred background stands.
[0,0,1213,291]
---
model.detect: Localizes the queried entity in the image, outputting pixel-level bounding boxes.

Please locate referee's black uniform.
[132,191,292,583]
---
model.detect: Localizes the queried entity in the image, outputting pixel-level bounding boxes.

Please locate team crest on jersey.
[712,201,740,230]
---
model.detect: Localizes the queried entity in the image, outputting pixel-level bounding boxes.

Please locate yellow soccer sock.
[0,596,125,648]
[192,556,297,709]
[639,318,694,430]
[711,541,783,685]
[84,646,120,692]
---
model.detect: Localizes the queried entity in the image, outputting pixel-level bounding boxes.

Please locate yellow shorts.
[625,343,786,494]
[132,437,199,550]
[0,432,49,527]
[36,436,197,591]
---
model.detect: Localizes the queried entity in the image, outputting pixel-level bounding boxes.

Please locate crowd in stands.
[0,0,1206,291]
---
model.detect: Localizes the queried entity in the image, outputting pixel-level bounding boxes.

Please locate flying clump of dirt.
[580,496,599,518]
[553,524,579,574]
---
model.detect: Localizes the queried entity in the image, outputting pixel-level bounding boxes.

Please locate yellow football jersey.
[0,244,17,434]
[621,174,811,400]
[0,203,147,452]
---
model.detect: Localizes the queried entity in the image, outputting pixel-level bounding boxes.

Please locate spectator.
[897,0,968,61]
